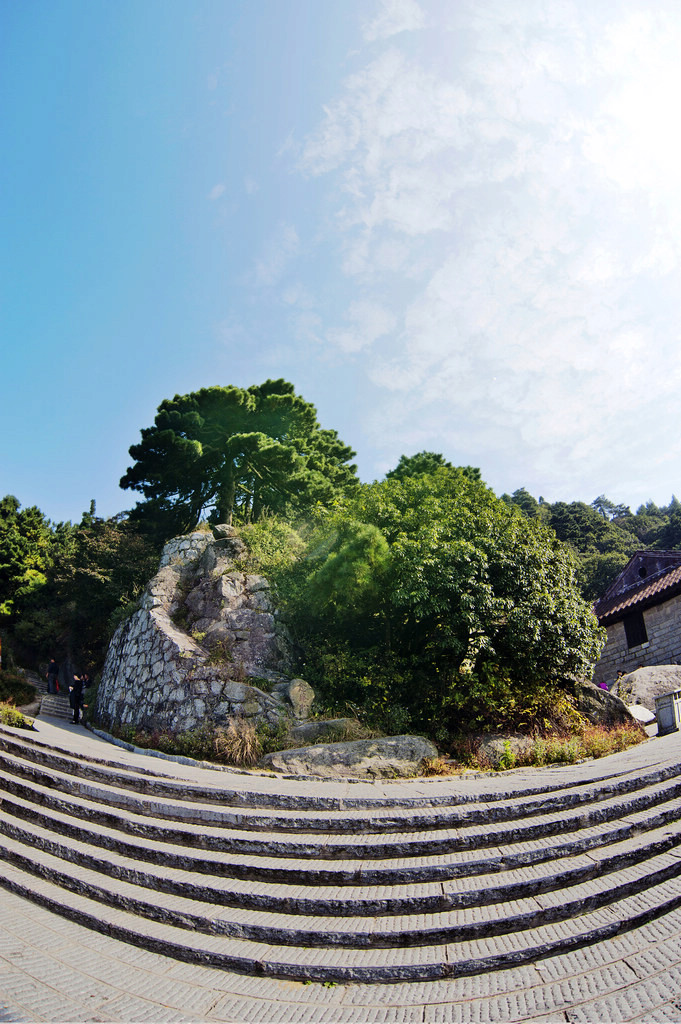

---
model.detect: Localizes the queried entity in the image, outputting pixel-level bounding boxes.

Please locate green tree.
[44,508,160,668]
[578,551,631,602]
[386,451,480,482]
[501,487,542,518]
[121,379,358,538]
[0,496,53,621]
[591,495,631,521]
[283,469,604,732]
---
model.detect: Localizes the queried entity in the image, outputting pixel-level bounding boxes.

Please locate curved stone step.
[2,852,681,983]
[3,741,681,847]
[0,725,672,814]
[7,774,681,895]
[3,800,681,920]
[4,755,681,867]
[4,823,681,949]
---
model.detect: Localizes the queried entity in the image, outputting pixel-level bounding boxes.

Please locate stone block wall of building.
[592,593,681,686]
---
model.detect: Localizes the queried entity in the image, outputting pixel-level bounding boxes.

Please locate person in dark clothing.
[46,658,59,694]
[69,674,84,724]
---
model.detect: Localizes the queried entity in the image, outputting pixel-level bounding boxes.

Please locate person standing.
[46,658,59,694]
[69,673,84,724]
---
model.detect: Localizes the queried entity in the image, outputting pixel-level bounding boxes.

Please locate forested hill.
[500,489,681,600]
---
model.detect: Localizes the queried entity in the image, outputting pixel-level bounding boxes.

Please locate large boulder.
[614,666,681,713]
[478,734,535,769]
[568,678,635,727]
[259,734,438,779]
[94,527,303,734]
[270,678,315,721]
[286,718,358,744]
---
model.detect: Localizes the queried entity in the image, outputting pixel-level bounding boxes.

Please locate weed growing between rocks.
[110,718,267,766]
[425,721,648,774]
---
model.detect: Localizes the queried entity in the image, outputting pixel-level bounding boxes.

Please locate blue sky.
[3,0,681,525]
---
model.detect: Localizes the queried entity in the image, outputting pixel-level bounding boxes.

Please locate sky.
[3,0,681,525]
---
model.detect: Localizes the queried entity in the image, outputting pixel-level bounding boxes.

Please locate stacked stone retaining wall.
[94,528,295,734]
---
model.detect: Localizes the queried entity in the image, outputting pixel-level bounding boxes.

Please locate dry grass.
[212,717,262,766]
[437,721,647,774]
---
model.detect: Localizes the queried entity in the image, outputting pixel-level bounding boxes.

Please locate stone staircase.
[15,668,72,721]
[1,723,681,986]
[38,692,72,720]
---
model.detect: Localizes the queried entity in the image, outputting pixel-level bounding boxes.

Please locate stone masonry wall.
[94,527,298,734]
[592,593,681,686]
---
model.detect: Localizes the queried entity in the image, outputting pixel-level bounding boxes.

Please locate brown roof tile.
[595,563,681,625]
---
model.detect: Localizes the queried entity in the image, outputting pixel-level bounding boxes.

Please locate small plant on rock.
[0,701,35,729]
[205,639,234,666]
[497,740,517,771]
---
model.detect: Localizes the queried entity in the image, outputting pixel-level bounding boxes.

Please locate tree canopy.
[7,388,681,743]
[120,379,358,537]
[0,496,53,621]
[271,464,604,735]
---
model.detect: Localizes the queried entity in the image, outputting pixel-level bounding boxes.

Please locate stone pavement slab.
[3,717,681,1020]
[3,843,681,1021]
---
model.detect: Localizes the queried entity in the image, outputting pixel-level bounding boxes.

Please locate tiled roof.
[595,563,681,625]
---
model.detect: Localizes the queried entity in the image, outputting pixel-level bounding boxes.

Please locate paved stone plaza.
[1,718,681,1022]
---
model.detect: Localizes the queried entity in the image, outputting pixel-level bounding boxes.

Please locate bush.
[0,669,35,706]
[445,721,646,772]
[0,701,34,729]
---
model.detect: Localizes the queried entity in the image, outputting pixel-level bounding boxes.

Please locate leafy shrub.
[497,740,516,771]
[579,722,646,758]
[238,517,307,576]
[530,736,582,765]
[0,701,34,729]
[0,669,35,706]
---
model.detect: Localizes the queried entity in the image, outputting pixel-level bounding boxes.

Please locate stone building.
[592,551,681,686]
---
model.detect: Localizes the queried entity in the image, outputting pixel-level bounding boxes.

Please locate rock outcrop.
[478,734,535,768]
[568,678,636,728]
[614,665,681,712]
[95,528,301,734]
[258,735,438,779]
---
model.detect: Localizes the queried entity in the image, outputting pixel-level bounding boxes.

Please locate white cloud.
[208,183,226,200]
[362,0,425,42]
[299,0,681,504]
[326,299,397,354]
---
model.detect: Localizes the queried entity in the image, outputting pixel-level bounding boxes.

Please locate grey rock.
[568,678,636,727]
[95,528,303,735]
[212,523,240,539]
[627,703,656,725]
[287,718,358,744]
[615,665,681,712]
[259,734,438,779]
[271,678,315,720]
[478,734,535,768]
